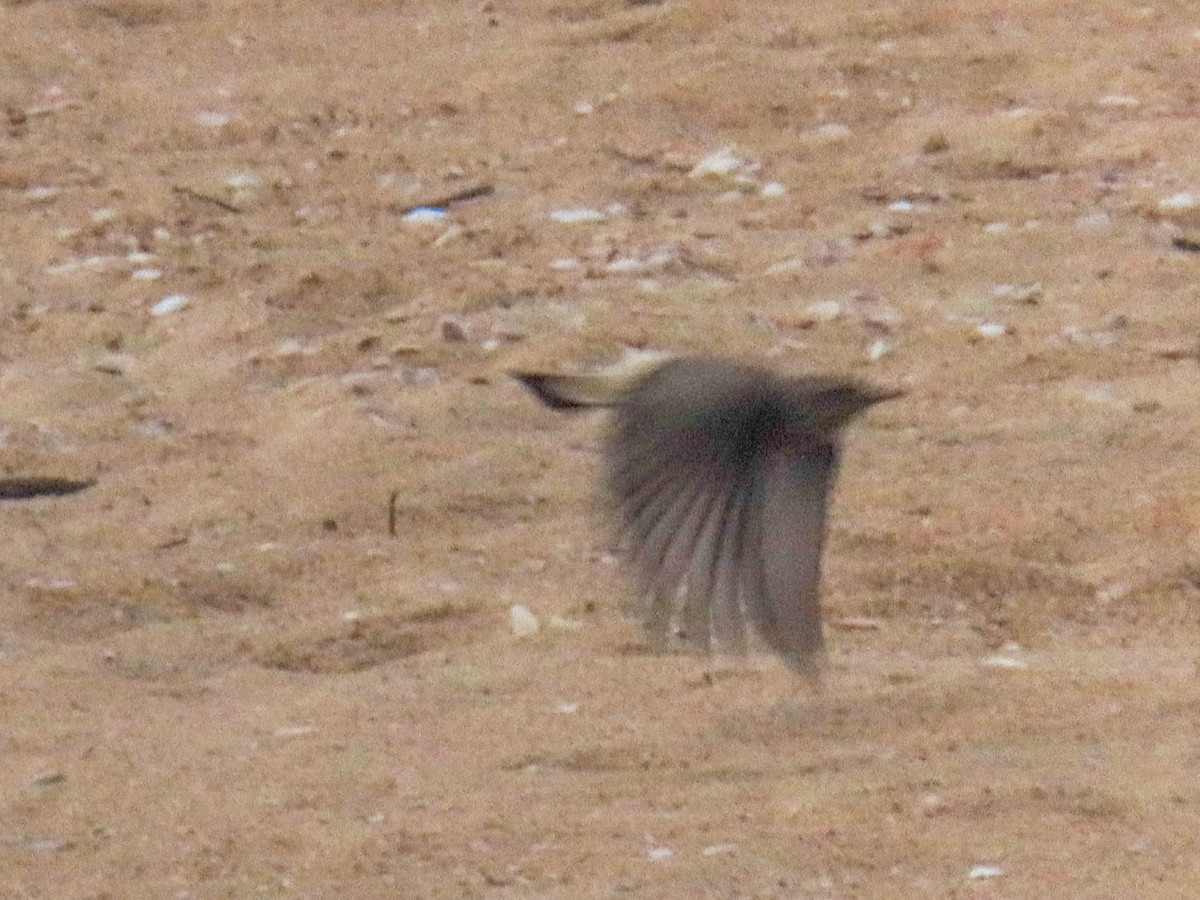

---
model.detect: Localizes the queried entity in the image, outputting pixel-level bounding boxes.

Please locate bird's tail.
[511,350,672,410]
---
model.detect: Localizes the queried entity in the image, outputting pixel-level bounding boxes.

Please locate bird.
[513,353,901,679]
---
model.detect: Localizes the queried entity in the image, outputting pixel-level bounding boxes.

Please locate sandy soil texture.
[3,1,1200,896]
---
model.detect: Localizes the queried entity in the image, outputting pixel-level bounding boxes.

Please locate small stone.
[402,207,447,224]
[510,605,540,637]
[550,207,605,224]
[975,322,1008,339]
[25,185,60,203]
[647,847,673,862]
[225,172,261,190]
[193,110,231,128]
[689,146,758,179]
[761,181,787,198]
[981,655,1028,670]
[805,300,842,323]
[1159,192,1200,211]
[968,865,1003,880]
[439,316,469,342]
[150,294,189,317]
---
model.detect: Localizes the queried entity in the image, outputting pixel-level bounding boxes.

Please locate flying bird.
[513,354,901,678]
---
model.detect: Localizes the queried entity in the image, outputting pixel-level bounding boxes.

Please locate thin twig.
[172,185,243,214]
[0,477,95,500]
[388,490,399,537]
[394,183,494,215]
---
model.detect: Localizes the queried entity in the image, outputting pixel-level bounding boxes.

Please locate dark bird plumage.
[513,355,900,677]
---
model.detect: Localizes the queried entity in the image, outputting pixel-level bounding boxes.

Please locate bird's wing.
[743,439,837,674]
[608,386,838,671]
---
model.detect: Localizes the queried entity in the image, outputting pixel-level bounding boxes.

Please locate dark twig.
[388,490,399,537]
[394,183,494,216]
[172,185,243,214]
[0,477,95,500]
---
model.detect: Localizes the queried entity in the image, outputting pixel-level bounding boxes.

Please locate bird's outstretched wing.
[606,361,837,674]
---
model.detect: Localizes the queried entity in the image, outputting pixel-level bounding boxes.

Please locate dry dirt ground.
[3,0,1200,896]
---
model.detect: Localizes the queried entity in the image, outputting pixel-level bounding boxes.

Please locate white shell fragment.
[510,605,540,637]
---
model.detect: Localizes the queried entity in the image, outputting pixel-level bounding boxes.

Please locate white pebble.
[980,655,1028,670]
[226,172,261,190]
[689,146,756,179]
[1076,211,1111,229]
[760,181,787,198]
[815,122,852,141]
[553,702,580,715]
[1097,94,1139,107]
[806,300,842,322]
[983,221,1011,234]
[968,865,1003,880]
[867,338,891,361]
[193,110,231,128]
[550,207,605,224]
[573,100,595,115]
[25,185,59,202]
[150,294,189,317]
[402,207,447,224]
[647,847,673,862]
[510,605,540,637]
[975,322,1008,338]
[1159,192,1200,211]
[131,267,163,281]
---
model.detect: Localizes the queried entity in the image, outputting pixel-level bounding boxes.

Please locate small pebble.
[550,207,605,224]
[806,300,842,323]
[510,605,540,637]
[975,322,1008,339]
[193,110,231,128]
[25,185,60,203]
[1159,192,1200,211]
[402,207,447,224]
[689,146,757,179]
[151,294,189,317]
[968,865,1003,880]
[439,316,470,342]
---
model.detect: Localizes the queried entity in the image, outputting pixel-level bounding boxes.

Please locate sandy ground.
[3,0,1200,896]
